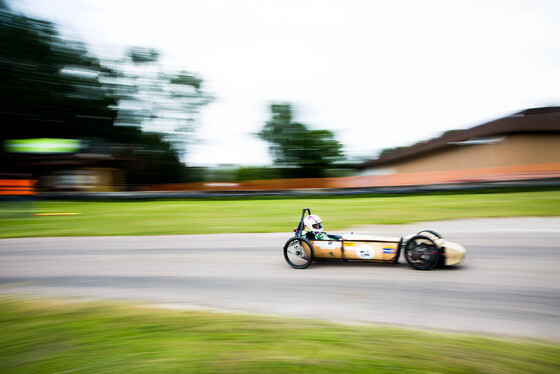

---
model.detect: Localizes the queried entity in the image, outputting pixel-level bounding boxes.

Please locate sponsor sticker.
[383,246,396,254]
[314,241,342,250]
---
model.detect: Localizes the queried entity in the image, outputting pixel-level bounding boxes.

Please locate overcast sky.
[10,0,560,166]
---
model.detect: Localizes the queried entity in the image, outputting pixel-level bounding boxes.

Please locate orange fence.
[149,163,560,192]
[0,179,37,196]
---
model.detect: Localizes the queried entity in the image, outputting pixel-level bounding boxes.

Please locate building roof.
[359,106,560,169]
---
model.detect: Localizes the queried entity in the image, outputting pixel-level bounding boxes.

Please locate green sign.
[5,138,81,154]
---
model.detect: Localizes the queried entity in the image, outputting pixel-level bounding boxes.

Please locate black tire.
[283,237,314,269]
[417,230,442,239]
[404,235,440,270]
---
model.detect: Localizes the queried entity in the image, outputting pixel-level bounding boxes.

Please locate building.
[357,107,560,185]
[1,139,127,193]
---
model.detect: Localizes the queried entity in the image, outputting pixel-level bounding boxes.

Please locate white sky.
[10,0,560,166]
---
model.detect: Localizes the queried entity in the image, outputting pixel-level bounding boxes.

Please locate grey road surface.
[1,217,559,340]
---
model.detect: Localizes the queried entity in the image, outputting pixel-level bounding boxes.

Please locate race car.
[283,209,466,270]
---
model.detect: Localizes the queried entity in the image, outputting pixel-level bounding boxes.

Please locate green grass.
[1,190,559,238]
[1,296,558,374]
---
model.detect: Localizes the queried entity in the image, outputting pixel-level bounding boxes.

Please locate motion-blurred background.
[1,3,560,371]
[1,0,559,196]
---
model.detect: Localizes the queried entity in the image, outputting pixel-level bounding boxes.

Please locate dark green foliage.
[0,3,117,143]
[0,3,210,184]
[236,166,283,181]
[258,103,344,178]
[170,72,203,90]
[127,47,160,64]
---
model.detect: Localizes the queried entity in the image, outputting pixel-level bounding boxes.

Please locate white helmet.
[303,214,323,233]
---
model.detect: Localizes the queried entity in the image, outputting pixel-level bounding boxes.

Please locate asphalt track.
[1,217,559,340]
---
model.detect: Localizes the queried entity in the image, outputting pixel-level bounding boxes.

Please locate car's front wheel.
[283,237,314,269]
[404,235,440,270]
[417,230,442,239]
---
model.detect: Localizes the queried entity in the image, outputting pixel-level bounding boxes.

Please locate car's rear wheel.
[404,235,439,270]
[283,237,314,269]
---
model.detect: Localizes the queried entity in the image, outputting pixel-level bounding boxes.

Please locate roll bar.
[295,208,311,237]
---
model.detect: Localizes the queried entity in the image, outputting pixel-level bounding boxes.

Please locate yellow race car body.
[284,209,466,270]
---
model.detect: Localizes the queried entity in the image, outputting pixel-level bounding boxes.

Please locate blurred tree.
[0,1,117,141]
[105,46,212,161]
[258,103,344,178]
[0,2,211,184]
[128,47,159,64]
[236,166,282,181]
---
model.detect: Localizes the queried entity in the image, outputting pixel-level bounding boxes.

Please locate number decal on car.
[356,244,375,259]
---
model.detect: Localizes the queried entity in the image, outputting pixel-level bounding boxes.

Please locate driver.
[302,214,341,241]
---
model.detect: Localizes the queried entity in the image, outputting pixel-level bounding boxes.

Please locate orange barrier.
[0,179,37,196]
[149,163,560,192]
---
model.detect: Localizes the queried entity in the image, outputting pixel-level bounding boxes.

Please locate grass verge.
[0,190,559,238]
[1,296,559,374]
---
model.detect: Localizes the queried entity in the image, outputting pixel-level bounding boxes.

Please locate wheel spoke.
[283,237,314,269]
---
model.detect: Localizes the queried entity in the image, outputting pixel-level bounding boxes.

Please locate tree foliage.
[108,47,212,158]
[0,2,210,184]
[0,2,117,142]
[258,103,344,178]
